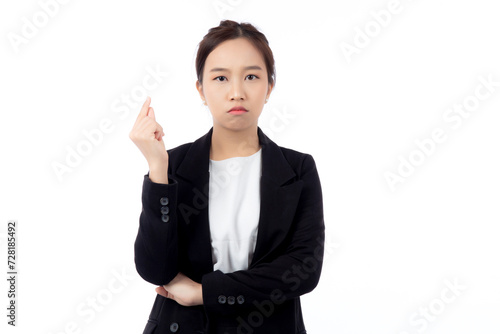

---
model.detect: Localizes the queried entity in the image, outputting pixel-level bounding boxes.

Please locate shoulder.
[274,143,319,178]
[258,126,318,174]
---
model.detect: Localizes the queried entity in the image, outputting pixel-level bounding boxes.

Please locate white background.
[1,0,499,333]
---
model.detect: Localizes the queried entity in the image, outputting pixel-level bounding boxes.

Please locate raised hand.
[129,96,169,183]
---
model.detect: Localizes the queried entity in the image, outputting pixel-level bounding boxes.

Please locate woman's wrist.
[196,283,204,305]
[148,165,169,184]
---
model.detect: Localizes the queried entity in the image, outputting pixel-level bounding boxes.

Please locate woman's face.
[196,37,273,132]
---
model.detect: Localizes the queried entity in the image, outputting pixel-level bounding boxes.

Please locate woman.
[129,20,325,334]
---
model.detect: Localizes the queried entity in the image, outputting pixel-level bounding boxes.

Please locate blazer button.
[218,295,227,304]
[161,214,170,223]
[161,206,170,214]
[160,197,169,205]
[237,295,245,304]
[169,322,179,332]
[227,296,235,305]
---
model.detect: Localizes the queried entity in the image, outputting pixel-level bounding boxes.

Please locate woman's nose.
[229,80,245,100]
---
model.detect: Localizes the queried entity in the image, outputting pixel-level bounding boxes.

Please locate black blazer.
[135,126,325,334]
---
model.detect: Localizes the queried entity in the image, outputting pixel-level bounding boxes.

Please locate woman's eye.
[214,75,258,81]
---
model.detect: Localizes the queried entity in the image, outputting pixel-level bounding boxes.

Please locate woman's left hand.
[155,272,203,306]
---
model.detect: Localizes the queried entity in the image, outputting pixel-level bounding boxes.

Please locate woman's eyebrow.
[209,65,263,72]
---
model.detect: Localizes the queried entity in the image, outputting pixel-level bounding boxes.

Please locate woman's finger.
[155,286,168,298]
[135,96,151,123]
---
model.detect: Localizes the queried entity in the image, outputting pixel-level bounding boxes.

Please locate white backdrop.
[1,0,499,333]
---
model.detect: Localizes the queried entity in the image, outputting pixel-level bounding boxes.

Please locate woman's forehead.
[204,38,266,69]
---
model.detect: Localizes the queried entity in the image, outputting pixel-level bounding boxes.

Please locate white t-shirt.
[208,148,262,273]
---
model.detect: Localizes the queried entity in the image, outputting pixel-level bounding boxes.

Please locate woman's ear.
[196,80,205,101]
[266,82,274,100]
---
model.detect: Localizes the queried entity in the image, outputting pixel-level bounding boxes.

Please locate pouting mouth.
[228,106,248,112]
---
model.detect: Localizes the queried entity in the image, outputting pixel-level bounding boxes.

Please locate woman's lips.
[228,106,248,115]
[228,109,248,115]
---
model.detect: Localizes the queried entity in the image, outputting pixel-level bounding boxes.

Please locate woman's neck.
[210,125,260,161]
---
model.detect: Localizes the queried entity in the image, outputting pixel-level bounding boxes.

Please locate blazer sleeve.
[134,172,179,286]
[201,154,325,316]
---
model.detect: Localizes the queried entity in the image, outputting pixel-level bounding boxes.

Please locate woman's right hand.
[129,97,169,178]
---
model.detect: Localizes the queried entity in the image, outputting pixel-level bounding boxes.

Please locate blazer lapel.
[174,127,304,271]
[250,128,304,267]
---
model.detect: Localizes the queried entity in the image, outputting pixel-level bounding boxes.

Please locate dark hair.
[195,20,276,87]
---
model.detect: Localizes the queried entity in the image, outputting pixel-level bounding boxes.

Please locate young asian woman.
[129,20,325,334]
